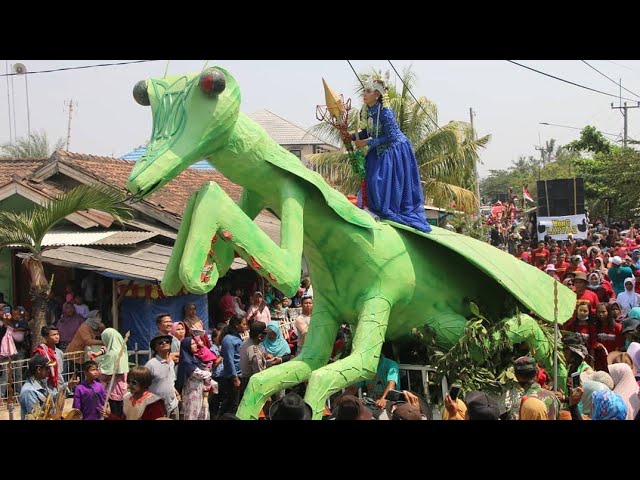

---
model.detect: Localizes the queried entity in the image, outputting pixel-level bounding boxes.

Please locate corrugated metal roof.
[249,110,331,146]
[36,241,250,283]
[120,147,214,171]
[39,243,170,282]
[124,219,178,240]
[41,231,157,247]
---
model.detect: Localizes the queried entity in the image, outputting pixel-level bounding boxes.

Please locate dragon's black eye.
[199,68,226,97]
[133,80,150,106]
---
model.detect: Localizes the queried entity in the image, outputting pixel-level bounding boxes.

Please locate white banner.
[537,214,588,241]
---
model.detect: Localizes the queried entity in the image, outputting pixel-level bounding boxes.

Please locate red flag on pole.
[523,184,534,203]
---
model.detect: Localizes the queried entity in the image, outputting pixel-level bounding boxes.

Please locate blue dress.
[357,103,431,233]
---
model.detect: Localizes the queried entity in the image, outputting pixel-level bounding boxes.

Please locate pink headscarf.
[170,321,185,339]
[608,363,640,420]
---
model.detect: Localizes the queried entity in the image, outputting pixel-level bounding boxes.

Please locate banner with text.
[537,214,588,241]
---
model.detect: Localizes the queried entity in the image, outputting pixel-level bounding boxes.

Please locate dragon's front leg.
[161,186,265,295]
[162,181,304,296]
[304,296,391,419]
[236,305,337,420]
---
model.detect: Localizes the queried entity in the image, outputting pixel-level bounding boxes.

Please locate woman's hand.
[354,138,368,149]
[569,387,583,407]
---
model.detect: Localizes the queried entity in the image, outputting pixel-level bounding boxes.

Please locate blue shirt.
[221,332,243,378]
[19,377,57,420]
[210,343,224,378]
[358,355,400,399]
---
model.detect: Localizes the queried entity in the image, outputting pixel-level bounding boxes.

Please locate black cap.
[29,354,55,370]
[465,391,500,420]
[269,392,312,420]
[149,332,173,351]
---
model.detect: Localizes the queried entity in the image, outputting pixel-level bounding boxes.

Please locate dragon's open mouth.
[127,179,163,203]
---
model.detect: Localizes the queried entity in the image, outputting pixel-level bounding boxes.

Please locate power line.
[507,60,639,102]
[346,60,365,90]
[387,60,441,130]
[581,60,640,99]
[0,60,161,78]
[604,60,638,72]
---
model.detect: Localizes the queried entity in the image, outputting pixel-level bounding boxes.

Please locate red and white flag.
[523,185,534,203]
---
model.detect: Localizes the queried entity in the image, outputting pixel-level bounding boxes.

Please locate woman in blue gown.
[352,79,431,233]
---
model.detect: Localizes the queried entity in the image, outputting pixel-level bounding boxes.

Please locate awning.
[30,242,248,283]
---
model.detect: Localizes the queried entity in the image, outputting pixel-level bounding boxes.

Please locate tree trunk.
[24,256,49,347]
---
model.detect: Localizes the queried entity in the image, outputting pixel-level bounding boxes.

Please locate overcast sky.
[2,60,640,176]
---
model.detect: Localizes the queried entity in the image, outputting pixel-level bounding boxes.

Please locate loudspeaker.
[536,178,584,217]
[492,193,510,203]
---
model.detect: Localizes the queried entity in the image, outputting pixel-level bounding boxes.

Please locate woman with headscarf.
[626,342,640,382]
[66,311,105,365]
[176,336,213,420]
[578,380,610,418]
[91,328,130,418]
[610,302,624,323]
[261,321,292,364]
[591,389,628,420]
[587,272,612,303]
[519,396,548,420]
[183,303,212,349]
[170,321,186,342]
[594,257,609,278]
[608,362,640,420]
[616,277,640,315]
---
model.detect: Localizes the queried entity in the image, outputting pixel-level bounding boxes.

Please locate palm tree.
[0,185,133,345]
[307,67,490,214]
[0,130,66,158]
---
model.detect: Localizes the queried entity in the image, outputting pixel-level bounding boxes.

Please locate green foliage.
[572,147,640,220]
[480,145,577,203]
[566,125,612,154]
[0,130,66,158]
[0,184,133,254]
[398,303,520,399]
[448,212,490,242]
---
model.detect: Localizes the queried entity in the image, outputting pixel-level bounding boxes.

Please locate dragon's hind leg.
[504,313,567,391]
[303,296,391,419]
[236,307,337,420]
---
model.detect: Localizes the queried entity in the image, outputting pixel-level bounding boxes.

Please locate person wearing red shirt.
[563,301,597,351]
[595,303,624,353]
[532,241,550,270]
[573,272,599,314]
[554,252,571,281]
[515,244,532,264]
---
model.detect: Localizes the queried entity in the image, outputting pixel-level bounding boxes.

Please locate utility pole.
[534,139,544,181]
[470,107,481,215]
[64,100,78,151]
[611,79,640,148]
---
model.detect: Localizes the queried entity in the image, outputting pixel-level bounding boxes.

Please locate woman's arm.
[367,108,400,148]
[350,129,369,141]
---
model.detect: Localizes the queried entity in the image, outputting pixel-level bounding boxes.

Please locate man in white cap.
[608,255,633,296]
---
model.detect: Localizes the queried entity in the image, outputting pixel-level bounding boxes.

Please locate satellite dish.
[13,63,27,75]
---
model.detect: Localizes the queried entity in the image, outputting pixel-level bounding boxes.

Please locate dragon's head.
[127,66,240,198]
